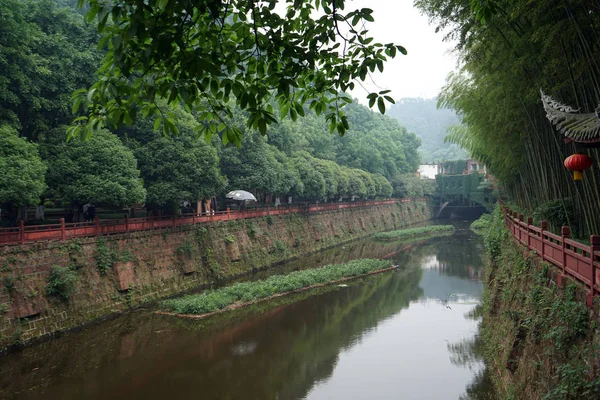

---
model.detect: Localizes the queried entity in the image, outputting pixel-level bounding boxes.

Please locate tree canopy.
[40,128,146,206]
[0,126,47,207]
[69,0,406,143]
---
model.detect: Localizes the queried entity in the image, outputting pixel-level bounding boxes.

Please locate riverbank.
[0,199,432,350]
[479,208,600,399]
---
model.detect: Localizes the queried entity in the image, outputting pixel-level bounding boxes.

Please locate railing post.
[125,214,129,233]
[527,217,533,250]
[172,215,176,229]
[60,218,66,241]
[227,207,230,221]
[19,220,25,245]
[587,235,600,308]
[95,216,100,237]
[518,214,524,242]
[559,226,570,288]
[540,220,548,261]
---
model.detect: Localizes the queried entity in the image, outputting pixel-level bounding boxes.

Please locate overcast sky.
[344,1,458,103]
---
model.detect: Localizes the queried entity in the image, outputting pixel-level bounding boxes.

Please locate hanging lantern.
[564,153,593,181]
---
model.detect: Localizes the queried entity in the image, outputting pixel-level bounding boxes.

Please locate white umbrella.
[225,190,257,201]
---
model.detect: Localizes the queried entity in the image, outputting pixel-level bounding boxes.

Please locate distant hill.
[387,98,468,162]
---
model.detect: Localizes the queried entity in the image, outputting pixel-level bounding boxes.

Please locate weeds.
[161,259,391,315]
[46,266,78,301]
[373,225,454,241]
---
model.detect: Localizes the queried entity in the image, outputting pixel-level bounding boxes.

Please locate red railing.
[0,198,424,246]
[503,208,600,307]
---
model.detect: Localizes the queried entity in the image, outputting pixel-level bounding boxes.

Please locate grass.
[161,258,391,315]
[470,213,492,232]
[373,225,454,241]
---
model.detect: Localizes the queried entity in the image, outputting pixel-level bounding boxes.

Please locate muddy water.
[0,222,495,400]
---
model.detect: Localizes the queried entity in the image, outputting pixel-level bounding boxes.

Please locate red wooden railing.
[0,198,425,246]
[503,207,600,307]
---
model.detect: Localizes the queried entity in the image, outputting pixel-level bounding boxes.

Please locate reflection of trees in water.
[387,231,485,280]
[447,317,497,400]
[0,267,424,400]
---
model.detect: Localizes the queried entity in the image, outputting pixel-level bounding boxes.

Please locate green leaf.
[377,97,385,114]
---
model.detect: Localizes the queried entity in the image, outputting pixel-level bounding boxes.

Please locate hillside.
[387,98,467,162]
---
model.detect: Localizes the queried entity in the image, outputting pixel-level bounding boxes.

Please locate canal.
[0,221,495,400]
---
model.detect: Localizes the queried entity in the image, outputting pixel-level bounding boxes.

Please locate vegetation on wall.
[479,206,600,399]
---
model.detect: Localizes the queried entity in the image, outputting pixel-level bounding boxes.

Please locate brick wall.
[0,200,431,349]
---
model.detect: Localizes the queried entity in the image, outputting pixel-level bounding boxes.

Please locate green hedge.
[373,225,454,241]
[161,258,391,315]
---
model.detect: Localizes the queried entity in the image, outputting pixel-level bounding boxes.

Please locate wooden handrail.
[503,208,598,307]
[0,198,414,246]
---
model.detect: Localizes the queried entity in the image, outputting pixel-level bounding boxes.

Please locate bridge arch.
[436,199,488,219]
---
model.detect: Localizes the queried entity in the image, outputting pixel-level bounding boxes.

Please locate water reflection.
[0,223,495,400]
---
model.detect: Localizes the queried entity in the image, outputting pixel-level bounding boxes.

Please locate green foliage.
[545,361,600,400]
[533,199,576,234]
[470,213,491,232]
[266,215,274,226]
[270,240,288,255]
[0,126,47,207]
[392,174,436,198]
[161,259,391,315]
[69,0,406,142]
[122,106,226,209]
[175,241,194,259]
[40,128,145,206]
[415,0,600,235]
[373,225,454,241]
[0,303,8,314]
[0,0,101,139]
[94,237,118,275]
[46,265,78,301]
[224,235,236,244]
[3,277,15,293]
[482,206,507,260]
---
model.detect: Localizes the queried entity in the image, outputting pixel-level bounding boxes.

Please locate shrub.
[224,235,236,244]
[46,266,78,301]
[43,200,55,208]
[470,213,492,232]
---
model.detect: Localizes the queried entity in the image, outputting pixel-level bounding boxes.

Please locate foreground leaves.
[69,0,405,143]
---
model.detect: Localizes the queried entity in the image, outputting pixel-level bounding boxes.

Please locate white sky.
[344,0,458,102]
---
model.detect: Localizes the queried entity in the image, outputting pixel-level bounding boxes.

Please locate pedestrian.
[88,204,96,222]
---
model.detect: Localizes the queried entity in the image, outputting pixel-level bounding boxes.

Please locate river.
[0,221,496,400]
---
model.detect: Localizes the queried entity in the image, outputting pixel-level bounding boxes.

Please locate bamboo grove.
[415,0,600,237]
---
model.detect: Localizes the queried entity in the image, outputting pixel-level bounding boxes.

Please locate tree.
[0,0,100,139]
[121,106,226,212]
[220,130,284,200]
[0,126,46,209]
[39,128,145,208]
[69,0,406,143]
[291,156,327,201]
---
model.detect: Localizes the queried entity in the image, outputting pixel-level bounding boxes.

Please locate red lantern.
[564,153,593,181]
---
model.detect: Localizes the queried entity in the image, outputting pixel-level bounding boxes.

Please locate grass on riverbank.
[470,213,492,233]
[161,259,391,315]
[373,225,454,241]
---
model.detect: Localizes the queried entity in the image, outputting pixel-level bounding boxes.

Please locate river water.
[0,221,496,400]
